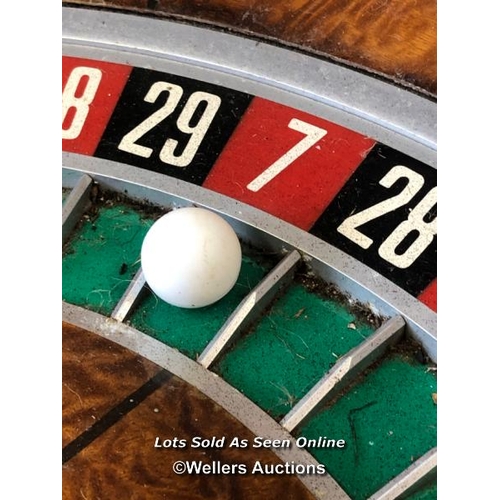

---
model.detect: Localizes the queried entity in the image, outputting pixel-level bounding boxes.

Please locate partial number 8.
[62,66,102,140]
[378,186,437,268]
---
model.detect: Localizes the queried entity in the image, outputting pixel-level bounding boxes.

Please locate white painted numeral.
[338,166,424,249]
[62,66,102,140]
[118,82,183,158]
[159,91,221,167]
[338,165,436,268]
[378,186,437,268]
[246,118,327,192]
[118,83,221,167]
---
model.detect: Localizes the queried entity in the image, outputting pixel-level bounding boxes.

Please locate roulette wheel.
[62,1,438,498]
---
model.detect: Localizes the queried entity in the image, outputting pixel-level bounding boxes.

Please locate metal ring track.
[62,7,436,168]
[63,158,436,362]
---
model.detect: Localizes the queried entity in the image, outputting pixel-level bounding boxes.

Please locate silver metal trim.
[62,155,437,363]
[63,302,350,500]
[281,315,405,432]
[62,173,92,244]
[62,7,436,168]
[111,268,146,322]
[367,447,437,500]
[198,250,301,368]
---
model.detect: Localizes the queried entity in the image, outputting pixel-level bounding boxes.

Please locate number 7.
[246,118,327,192]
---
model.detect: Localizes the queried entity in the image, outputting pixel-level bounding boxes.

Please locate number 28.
[337,165,437,269]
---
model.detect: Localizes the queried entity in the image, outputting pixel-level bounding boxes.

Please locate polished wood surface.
[62,323,315,499]
[63,0,436,96]
[63,323,162,447]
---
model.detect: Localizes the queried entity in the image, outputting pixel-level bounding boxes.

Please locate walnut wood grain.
[62,322,161,447]
[62,322,316,499]
[63,0,436,96]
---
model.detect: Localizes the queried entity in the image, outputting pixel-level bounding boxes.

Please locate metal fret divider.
[62,173,93,244]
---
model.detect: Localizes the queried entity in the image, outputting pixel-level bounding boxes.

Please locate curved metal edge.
[62,6,436,168]
[62,173,93,243]
[367,447,437,500]
[62,155,437,363]
[199,250,302,368]
[62,302,350,500]
[281,316,406,433]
